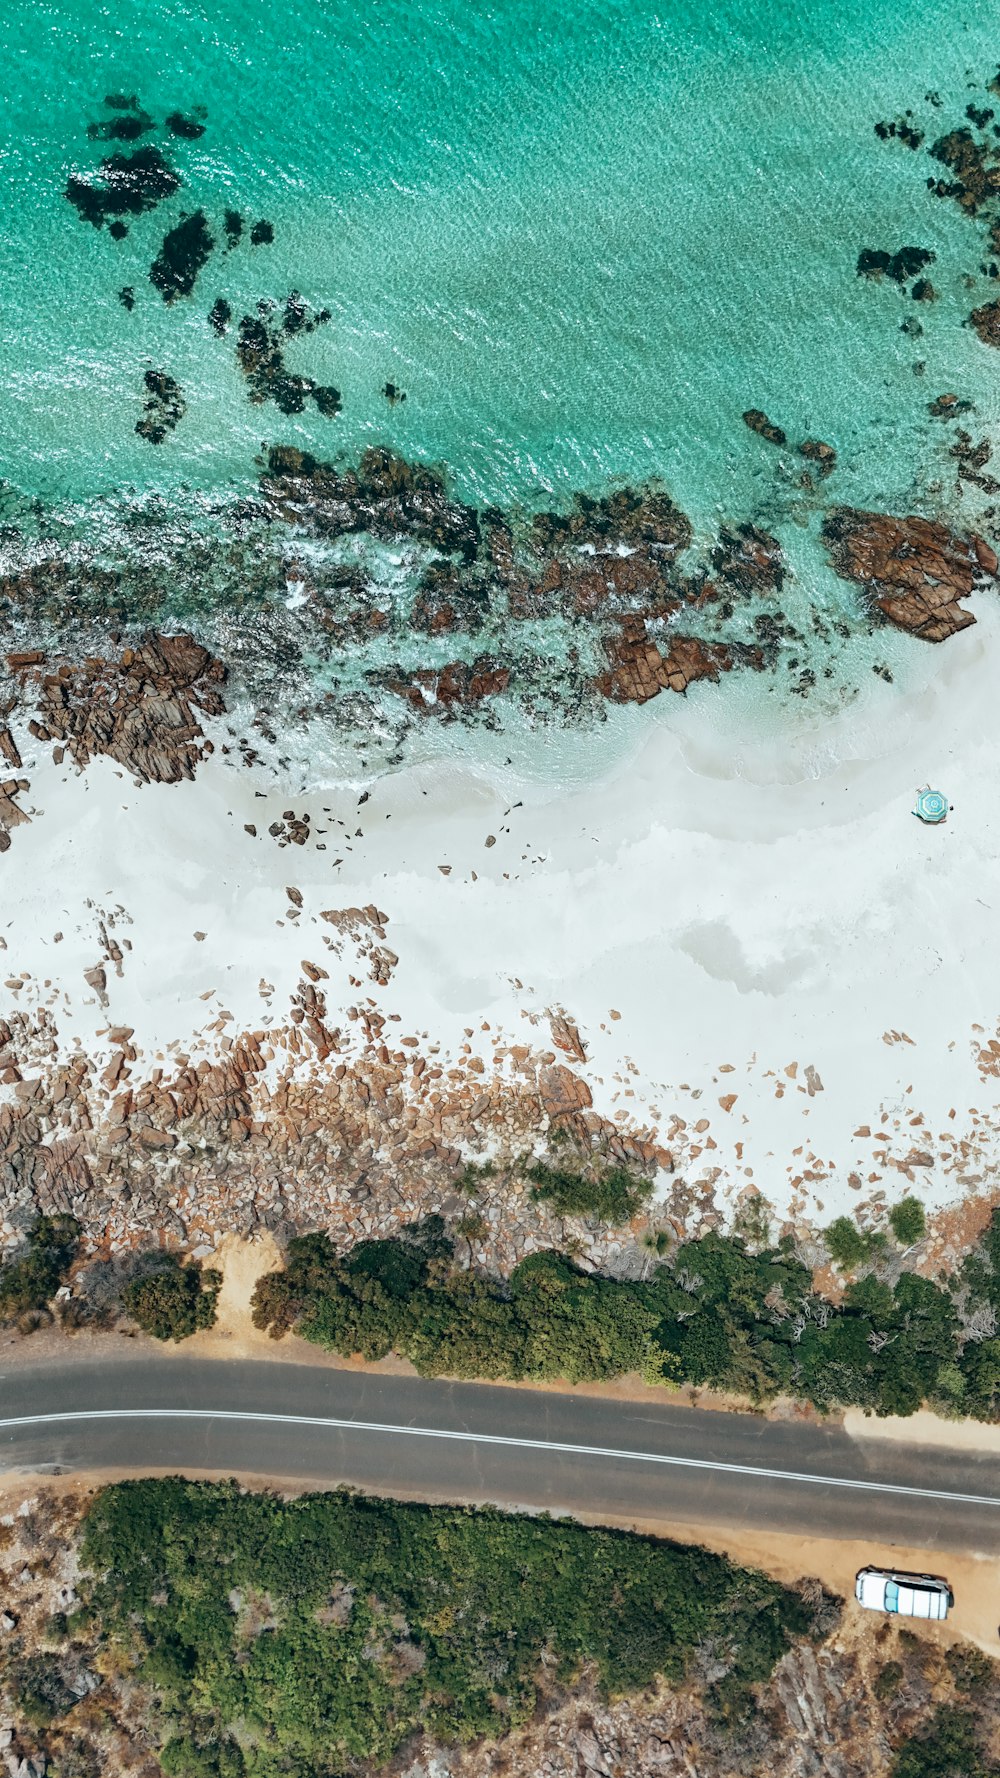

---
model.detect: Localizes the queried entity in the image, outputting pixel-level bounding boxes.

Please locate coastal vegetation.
[69,1477,815,1774]
[3,1482,999,1778]
[251,1206,1000,1421]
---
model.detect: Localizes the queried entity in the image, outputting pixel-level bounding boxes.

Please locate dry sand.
[3,604,1000,1230]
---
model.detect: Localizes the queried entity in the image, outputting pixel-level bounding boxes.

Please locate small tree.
[889,1196,926,1247]
[824,1217,869,1272]
[123,1256,221,1342]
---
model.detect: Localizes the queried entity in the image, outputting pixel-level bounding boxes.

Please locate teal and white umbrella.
[913,787,948,825]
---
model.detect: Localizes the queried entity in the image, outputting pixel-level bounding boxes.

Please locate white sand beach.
[2,604,1000,1236]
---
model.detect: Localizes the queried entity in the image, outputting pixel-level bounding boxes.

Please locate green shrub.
[889,1198,927,1246]
[891,1705,988,1778]
[8,1653,76,1726]
[874,1659,904,1700]
[123,1255,221,1342]
[824,1217,870,1271]
[0,1214,80,1324]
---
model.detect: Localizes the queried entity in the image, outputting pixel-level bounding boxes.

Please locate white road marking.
[0,1406,998,1508]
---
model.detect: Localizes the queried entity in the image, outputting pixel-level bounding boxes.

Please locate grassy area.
[75,1478,818,1775]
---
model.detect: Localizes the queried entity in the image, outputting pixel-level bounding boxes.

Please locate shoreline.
[3,597,1000,1254]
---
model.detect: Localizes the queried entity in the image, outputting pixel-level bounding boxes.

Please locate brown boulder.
[595,617,732,703]
[822,508,996,641]
[10,632,226,781]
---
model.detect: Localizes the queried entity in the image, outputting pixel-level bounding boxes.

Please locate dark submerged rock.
[799,439,837,474]
[742,409,786,447]
[108,219,128,240]
[250,219,274,246]
[928,392,973,417]
[969,297,1000,346]
[87,101,155,142]
[857,246,935,281]
[912,277,937,301]
[135,369,187,445]
[874,114,924,149]
[149,209,215,302]
[165,110,206,139]
[224,210,243,248]
[235,302,339,417]
[262,445,481,561]
[384,382,407,403]
[65,145,180,227]
[118,286,136,311]
[208,297,232,336]
[929,127,1000,211]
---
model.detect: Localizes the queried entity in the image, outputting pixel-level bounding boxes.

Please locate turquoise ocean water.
[4,0,1000,775]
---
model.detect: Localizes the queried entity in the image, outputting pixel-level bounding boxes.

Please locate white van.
[855,1567,953,1620]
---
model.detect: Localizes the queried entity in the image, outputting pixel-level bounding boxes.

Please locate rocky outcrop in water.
[822,508,997,641]
[8,633,226,781]
[262,444,482,559]
[596,620,734,703]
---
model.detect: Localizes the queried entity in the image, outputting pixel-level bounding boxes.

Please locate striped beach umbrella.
[913,787,948,825]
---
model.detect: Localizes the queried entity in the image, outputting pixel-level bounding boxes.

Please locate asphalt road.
[1,1346,999,1552]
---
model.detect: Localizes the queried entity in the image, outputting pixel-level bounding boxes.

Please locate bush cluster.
[252,1207,1000,1420]
[79,1477,816,1774]
[122,1254,221,1342]
[0,1215,80,1326]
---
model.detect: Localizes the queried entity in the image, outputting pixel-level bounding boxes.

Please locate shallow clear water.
[3,0,1000,772]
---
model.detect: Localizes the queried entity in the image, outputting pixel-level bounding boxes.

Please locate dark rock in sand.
[135,369,186,445]
[149,209,215,302]
[742,409,786,447]
[165,110,206,139]
[822,507,996,641]
[208,297,232,336]
[118,286,136,311]
[912,277,937,301]
[65,145,180,227]
[384,382,407,404]
[250,219,274,246]
[224,210,243,249]
[108,219,128,240]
